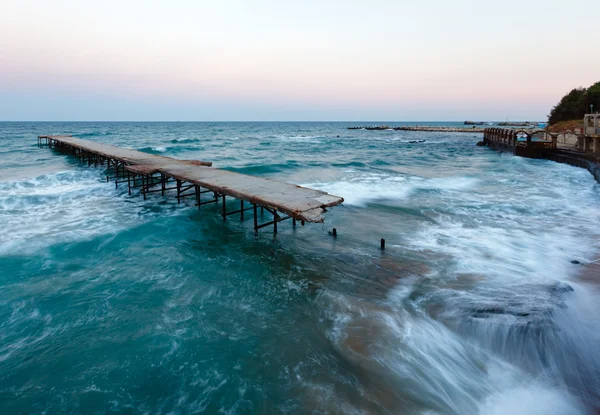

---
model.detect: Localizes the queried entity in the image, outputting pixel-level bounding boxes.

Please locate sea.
[1,122,599,414]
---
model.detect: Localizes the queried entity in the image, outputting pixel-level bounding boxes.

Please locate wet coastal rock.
[550,281,574,294]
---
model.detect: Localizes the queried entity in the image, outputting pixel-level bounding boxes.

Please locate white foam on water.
[477,383,584,415]
[313,159,600,412]
[407,167,600,282]
[320,288,585,414]
[274,135,323,144]
[0,170,152,255]
[305,174,411,206]
[304,172,480,206]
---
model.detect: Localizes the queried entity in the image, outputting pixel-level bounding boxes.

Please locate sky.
[1,0,599,121]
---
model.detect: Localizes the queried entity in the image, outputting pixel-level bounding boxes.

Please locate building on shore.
[577,114,600,152]
[584,113,600,137]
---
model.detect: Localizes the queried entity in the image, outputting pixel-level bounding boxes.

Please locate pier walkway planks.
[39,135,343,227]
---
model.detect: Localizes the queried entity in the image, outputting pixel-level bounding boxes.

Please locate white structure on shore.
[578,114,600,152]
[584,113,600,137]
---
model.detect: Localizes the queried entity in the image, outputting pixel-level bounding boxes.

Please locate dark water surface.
[1,122,599,414]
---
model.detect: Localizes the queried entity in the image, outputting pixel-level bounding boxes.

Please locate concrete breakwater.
[546,150,600,184]
[348,125,485,133]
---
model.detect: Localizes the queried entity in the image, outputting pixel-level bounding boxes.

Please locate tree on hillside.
[587,82,600,112]
[548,88,586,125]
[547,81,600,125]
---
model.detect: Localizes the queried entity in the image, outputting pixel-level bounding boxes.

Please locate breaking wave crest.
[304,172,480,206]
[0,171,146,255]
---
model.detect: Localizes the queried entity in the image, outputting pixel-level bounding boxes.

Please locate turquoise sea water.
[1,122,600,414]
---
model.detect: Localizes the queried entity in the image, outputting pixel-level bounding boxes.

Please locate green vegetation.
[548,81,600,125]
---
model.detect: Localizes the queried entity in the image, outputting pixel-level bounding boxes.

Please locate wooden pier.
[38,135,343,233]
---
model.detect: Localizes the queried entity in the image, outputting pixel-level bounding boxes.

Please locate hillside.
[548,81,600,125]
[546,119,584,133]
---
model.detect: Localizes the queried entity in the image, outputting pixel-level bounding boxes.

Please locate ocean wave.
[226,161,301,175]
[77,131,113,138]
[0,170,102,196]
[0,170,147,256]
[138,145,203,154]
[477,384,583,415]
[319,289,584,414]
[138,146,167,153]
[303,173,480,206]
[170,137,201,144]
[273,135,324,144]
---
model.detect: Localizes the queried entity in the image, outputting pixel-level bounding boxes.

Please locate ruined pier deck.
[38,135,343,232]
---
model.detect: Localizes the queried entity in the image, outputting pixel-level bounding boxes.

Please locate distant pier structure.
[482,114,600,183]
[482,128,558,158]
[38,135,343,234]
[484,114,600,157]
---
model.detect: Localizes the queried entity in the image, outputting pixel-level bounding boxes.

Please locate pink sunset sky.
[1,0,598,121]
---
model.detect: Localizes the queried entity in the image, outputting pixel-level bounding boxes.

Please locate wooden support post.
[176,180,181,204]
[195,185,200,209]
[128,172,132,195]
[222,195,226,220]
[332,228,337,238]
[273,209,278,234]
[140,175,145,200]
[293,218,296,228]
[240,200,244,221]
[253,204,258,232]
[381,238,385,250]
[162,174,166,196]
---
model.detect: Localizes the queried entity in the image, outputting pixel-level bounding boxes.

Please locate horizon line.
[0,119,546,123]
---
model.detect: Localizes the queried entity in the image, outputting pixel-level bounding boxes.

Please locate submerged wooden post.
[381,238,385,250]
[142,175,147,200]
[240,200,244,221]
[253,204,258,231]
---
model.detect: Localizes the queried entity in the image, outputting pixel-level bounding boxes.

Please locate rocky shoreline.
[348,125,485,133]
